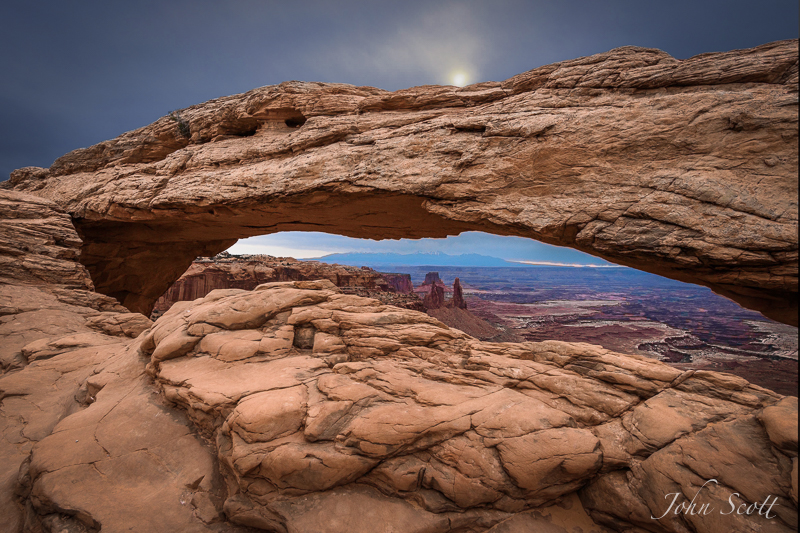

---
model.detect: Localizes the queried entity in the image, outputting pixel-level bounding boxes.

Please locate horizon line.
[507,260,625,268]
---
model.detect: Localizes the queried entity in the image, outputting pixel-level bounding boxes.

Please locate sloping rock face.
[140,280,797,532]
[5,41,797,324]
[151,253,415,317]
[424,284,447,309]
[0,190,254,532]
[452,278,467,309]
[0,191,137,373]
[1,189,798,532]
[382,272,414,293]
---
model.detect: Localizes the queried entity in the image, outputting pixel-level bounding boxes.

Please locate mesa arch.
[5,39,798,325]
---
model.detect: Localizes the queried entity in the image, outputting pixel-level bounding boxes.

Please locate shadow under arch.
[73,189,797,327]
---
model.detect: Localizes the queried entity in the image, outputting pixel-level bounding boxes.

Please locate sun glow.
[451,71,468,87]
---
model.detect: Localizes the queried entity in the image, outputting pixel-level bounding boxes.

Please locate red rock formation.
[415,271,449,298]
[451,277,467,309]
[417,273,516,340]
[380,272,414,293]
[6,41,797,324]
[0,188,797,532]
[138,281,796,532]
[423,283,446,309]
[151,254,417,317]
[1,39,799,531]
[424,272,443,286]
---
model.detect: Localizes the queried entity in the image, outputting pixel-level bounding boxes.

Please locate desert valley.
[153,254,798,397]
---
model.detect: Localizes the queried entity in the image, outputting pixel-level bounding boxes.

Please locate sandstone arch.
[5,40,798,325]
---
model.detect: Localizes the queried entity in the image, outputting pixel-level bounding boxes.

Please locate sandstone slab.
[137,281,796,531]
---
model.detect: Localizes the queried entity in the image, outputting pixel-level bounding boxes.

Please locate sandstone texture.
[4,40,797,325]
[0,190,251,532]
[131,279,800,532]
[0,186,797,533]
[1,40,799,532]
[1,188,798,532]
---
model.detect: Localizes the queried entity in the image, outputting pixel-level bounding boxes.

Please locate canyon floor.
[378,265,798,397]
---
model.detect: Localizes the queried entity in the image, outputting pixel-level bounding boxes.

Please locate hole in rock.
[293,325,316,350]
[236,126,258,137]
[284,115,307,128]
[218,117,263,138]
[149,231,798,396]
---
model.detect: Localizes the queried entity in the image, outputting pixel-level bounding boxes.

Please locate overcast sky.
[2,1,797,262]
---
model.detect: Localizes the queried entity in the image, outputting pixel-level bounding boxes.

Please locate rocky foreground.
[1,189,797,532]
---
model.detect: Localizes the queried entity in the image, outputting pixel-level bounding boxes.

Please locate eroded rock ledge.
[1,189,797,532]
[4,40,798,324]
[135,279,798,532]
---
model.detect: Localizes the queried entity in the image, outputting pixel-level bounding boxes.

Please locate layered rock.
[1,189,797,532]
[382,273,414,293]
[0,190,135,373]
[415,272,450,308]
[452,278,467,309]
[135,280,797,532]
[5,40,797,324]
[424,284,447,309]
[424,272,446,287]
[417,274,467,310]
[151,253,416,317]
[415,274,516,340]
[0,190,252,532]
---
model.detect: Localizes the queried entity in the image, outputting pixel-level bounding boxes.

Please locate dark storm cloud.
[1,0,797,180]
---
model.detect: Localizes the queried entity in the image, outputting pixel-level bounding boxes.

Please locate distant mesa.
[415,271,466,310]
[153,258,508,342]
[423,271,444,285]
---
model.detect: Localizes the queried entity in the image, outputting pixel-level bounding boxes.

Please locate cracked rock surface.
[137,279,797,532]
[0,190,797,532]
[4,40,797,324]
[0,190,254,532]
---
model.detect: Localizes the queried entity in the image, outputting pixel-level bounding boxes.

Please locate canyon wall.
[4,40,797,325]
[151,253,415,317]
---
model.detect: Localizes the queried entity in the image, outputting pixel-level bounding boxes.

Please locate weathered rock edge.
[139,278,798,532]
[1,189,797,532]
[5,40,798,325]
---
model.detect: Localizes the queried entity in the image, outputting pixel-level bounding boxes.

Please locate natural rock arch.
[6,40,798,325]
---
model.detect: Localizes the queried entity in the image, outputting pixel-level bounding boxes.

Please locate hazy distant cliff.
[151,253,419,317]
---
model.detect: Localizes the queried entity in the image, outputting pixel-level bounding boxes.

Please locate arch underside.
[73,188,797,326]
